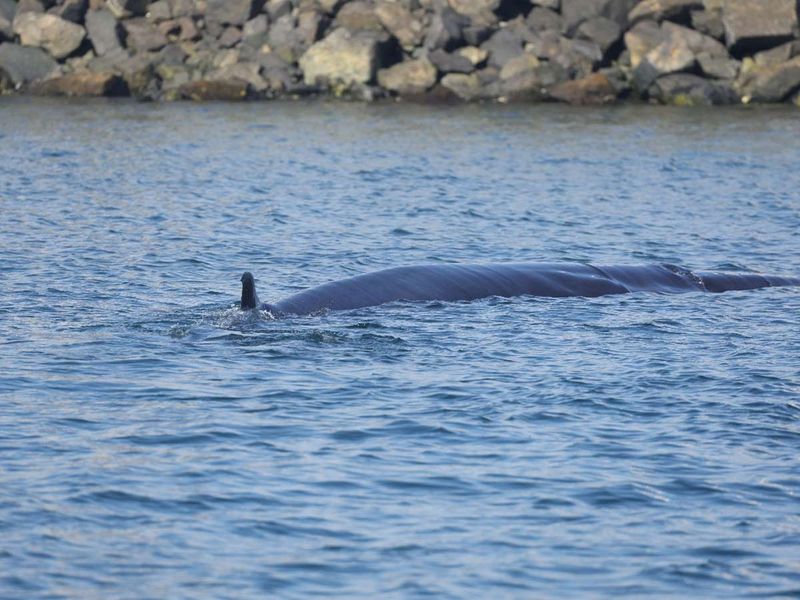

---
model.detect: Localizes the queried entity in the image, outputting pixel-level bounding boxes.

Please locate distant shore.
[1,0,800,106]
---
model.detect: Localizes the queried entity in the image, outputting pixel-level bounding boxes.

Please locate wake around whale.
[239,263,800,316]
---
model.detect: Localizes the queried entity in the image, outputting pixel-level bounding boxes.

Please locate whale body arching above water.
[239,263,800,316]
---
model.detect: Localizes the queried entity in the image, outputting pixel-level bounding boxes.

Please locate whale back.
[270,263,710,315]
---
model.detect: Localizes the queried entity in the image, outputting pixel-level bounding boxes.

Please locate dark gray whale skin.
[241,263,800,316]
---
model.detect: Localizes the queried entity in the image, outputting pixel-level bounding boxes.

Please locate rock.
[266,14,300,62]
[266,0,291,21]
[106,0,147,19]
[0,42,58,84]
[295,9,324,51]
[690,8,724,40]
[300,28,394,86]
[697,52,739,79]
[29,70,128,95]
[13,13,86,59]
[377,57,436,93]
[532,0,559,9]
[0,0,15,22]
[16,0,46,14]
[549,71,616,103]
[440,71,481,99]
[458,45,487,65]
[123,18,168,52]
[722,0,797,55]
[168,0,196,18]
[462,24,492,46]
[624,19,665,67]
[243,15,268,38]
[561,0,638,33]
[158,16,198,41]
[498,52,539,80]
[526,6,565,33]
[424,8,468,51]
[375,1,423,49]
[753,41,795,67]
[209,61,267,91]
[115,50,156,96]
[86,9,122,55]
[428,48,474,73]
[650,72,738,104]
[481,28,524,68]
[740,56,800,102]
[662,21,727,56]
[447,0,499,21]
[218,26,243,48]
[576,16,621,54]
[628,0,702,25]
[49,0,88,23]
[179,78,249,100]
[335,1,383,32]
[206,0,255,26]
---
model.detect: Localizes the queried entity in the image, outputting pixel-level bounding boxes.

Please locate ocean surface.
[1,97,799,599]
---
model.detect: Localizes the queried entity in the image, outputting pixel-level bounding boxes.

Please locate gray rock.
[428,48,473,73]
[576,16,621,54]
[266,0,292,21]
[295,9,325,51]
[740,56,800,102]
[650,72,738,104]
[628,0,702,25]
[146,0,171,21]
[209,61,267,91]
[158,16,199,41]
[561,0,637,33]
[722,0,797,55]
[526,6,565,34]
[632,30,694,89]
[481,28,524,68]
[218,26,243,48]
[377,57,436,93]
[335,1,383,32]
[167,0,196,18]
[690,8,723,40]
[206,0,256,26]
[106,0,147,19]
[440,71,481,99]
[86,46,129,72]
[623,19,665,67]
[462,24,491,46]
[16,0,46,15]
[13,12,86,59]
[375,1,424,50]
[243,15,268,38]
[300,28,393,86]
[532,0,559,9]
[123,18,168,52]
[49,0,88,24]
[447,0,498,22]
[0,42,59,84]
[424,8,468,51]
[266,14,299,62]
[697,52,739,79]
[86,9,122,56]
[753,41,795,67]
[0,0,15,22]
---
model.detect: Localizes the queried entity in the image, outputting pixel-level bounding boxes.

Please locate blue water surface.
[1,98,799,599]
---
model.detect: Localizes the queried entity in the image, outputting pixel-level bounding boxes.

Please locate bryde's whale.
[239,263,800,316]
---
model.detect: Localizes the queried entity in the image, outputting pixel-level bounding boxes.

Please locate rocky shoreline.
[1,0,799,105]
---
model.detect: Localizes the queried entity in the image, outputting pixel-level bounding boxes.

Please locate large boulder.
[649,72,738,104]
[377,58,436,94]
[576,16,621,54]
[0,42,59,85]
[13,12,86,59]
[628,0,702,24]
[85,9,123,56]
[335,1,383,32]
[205,0,256,26]
[549,71,616,104]
[299,28,394,86]
[526,6,565,33]
[481,28,524,68]
[123,18,168,52]
[440,71,481,99]
[428,48,474,73]
[561,0,638,33]
[29,70,128,95]
[624,19,666,68]
[740,56,800,102]
[722,0,797,55]
[375,1,424,50]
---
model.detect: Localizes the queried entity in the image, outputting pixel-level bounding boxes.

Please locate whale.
[239,263,800,316]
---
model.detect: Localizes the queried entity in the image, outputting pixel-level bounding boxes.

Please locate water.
[1,98,799,599]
